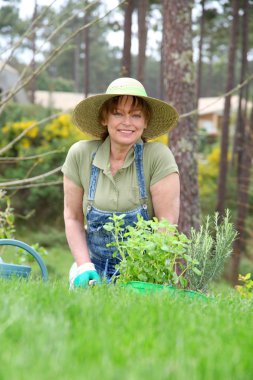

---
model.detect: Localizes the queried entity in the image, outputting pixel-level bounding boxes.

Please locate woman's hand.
[70,263,101,288]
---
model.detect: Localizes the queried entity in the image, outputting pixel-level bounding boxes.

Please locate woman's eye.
[113,111,122,117]
[132,113,141,118]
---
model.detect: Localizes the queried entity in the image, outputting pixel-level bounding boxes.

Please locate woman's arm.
[63,175,91,266]
[150,172,180,225]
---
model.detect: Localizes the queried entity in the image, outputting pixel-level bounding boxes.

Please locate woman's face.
[103,96,147,147]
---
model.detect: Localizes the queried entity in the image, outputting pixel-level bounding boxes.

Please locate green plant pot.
[0,263,31,279]
[124,281,208,300]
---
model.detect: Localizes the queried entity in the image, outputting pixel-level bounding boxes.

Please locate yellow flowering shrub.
[235,273,253,299]
[2,120,39,149]
[20,138,32,149]
[2,120,39,138]
[198,146,231,197]
[0,114,95,154]
[42,114,93,143]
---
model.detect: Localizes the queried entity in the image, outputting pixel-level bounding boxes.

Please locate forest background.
[0,0,252,285]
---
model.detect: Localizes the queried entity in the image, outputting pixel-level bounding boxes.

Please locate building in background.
[198,96,249,138]
[0,61,29,104]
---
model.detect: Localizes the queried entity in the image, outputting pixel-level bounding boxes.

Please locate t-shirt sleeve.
[61,142,83,187]
[147,142,179,186]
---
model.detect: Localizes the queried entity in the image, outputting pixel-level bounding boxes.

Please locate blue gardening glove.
[72,263,101,288]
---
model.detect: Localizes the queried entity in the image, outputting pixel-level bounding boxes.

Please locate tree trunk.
[83,12,90,98]
[206,39,213,96]
[230,99,253,285]
[74,34,80,92]
[30,0,37,104]
[137,0,148,84]
[121,0,134,77]
[216,0,239,216]
[160,5,165,100]
[196,0,205,100]
[230,0,250,284]
[162,0,200,234]
[232,0,249,175]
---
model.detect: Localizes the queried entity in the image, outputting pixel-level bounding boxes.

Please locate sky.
[0,0,203,62]
[14,0,160,57]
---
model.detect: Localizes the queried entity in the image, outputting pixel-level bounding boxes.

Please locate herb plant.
[0,189,15,240]
[185,210,238,292]
[104,214,201,288]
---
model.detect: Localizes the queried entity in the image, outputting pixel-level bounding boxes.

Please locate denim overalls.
[86,143,150,277]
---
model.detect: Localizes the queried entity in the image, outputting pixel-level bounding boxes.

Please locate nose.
[122,114,131,125]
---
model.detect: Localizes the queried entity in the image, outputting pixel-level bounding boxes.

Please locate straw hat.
[72,77,179,140]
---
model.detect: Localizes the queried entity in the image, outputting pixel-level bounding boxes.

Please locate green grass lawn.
[0,279,252,380]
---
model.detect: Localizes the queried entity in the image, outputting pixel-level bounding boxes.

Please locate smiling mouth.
[118,129,134,134]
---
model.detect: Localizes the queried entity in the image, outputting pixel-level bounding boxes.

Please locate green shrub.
[0,102,54,126]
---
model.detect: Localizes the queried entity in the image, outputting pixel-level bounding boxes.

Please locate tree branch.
[0,148,65,162]
[0,0,126,113]
[0,0,58,76]
[1,0,100,100]
[180,72,253,119]
[0,166,62,187]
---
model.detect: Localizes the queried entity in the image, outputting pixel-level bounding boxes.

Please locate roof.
[0,61,29,103]
[0,61,18,74]
[198,96,249,116]
[35,90,87,111]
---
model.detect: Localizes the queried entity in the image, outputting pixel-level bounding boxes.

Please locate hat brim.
[72,93,179,140]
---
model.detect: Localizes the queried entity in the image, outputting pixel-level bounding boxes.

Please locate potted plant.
[104,210,237,298]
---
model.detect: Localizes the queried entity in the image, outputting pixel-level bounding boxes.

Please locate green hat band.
[106,85,147,97]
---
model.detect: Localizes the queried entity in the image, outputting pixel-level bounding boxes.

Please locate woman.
[62,77,180,288]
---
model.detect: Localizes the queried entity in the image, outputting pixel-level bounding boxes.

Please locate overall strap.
[87,152,100,202]
[134,143,148,203]
[88,144,148,204]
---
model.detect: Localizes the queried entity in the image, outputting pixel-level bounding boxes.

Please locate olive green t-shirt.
[62,137,178,221]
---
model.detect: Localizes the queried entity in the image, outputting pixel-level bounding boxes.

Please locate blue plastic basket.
[0,262,31,279]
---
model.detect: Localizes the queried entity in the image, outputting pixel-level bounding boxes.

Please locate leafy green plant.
[104,210,237,293]
[0,190,49,265]
[186,210,238,292]
[16,243,48,264]
[104,214,201,288]
[235,273,253,299]
[0,189,15,239]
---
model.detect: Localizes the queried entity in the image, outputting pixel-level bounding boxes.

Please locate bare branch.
[0,166,62,187]
[0,0,126,112]
[0,149,65,162]
[4,180,63,190]
[0,0,58,75]
[1,0,100,100]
